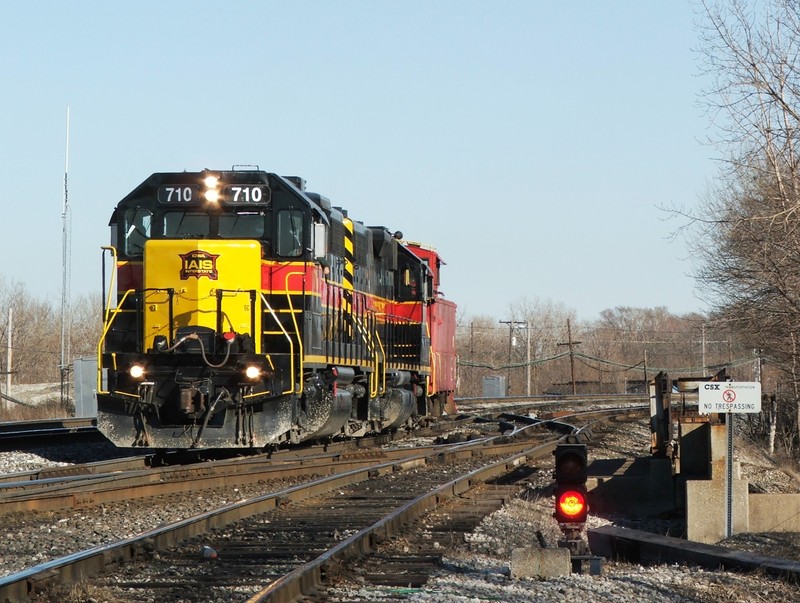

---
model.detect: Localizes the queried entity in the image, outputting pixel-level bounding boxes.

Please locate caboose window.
[218,211,265,238]
[123,209,152,257]
[163,211,210,238]
[276,209,304,257]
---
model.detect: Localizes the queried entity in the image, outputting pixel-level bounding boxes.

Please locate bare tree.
[0,278,102,390]
[691,0,800,454]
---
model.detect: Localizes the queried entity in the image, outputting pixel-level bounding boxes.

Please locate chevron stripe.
[342,218,355,336]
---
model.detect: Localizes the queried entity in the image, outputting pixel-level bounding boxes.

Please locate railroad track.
[455,393,649,414]
[0,410,606,601]
[0,417,97,445]
[0,414,520,514]
[3,402,795,602]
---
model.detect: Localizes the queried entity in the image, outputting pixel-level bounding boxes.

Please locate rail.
[0,407,644,601]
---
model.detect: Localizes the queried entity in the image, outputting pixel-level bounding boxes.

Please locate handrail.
[429,351,438,396]
[367,312,379,398]
[96,288,136,395]
[375,324,387,396]
[260,293,297,395]
[101,246,118,325]
[350,309,380,398]
[323,279,388,398]
[283,271,306,395]
[373,312,388,395]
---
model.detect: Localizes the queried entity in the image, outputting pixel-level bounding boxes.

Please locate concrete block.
[686,478,749,543]
[750,493,800,532]
[710,459,740,482]
[709,423,729,463]
[511,547,571,579]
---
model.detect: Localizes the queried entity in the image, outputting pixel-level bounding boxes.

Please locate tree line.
[457,302,761,399]
[0,278,100,386]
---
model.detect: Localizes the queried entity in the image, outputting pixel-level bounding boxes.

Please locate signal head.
[554,485,588,524]
[553,443,588,484]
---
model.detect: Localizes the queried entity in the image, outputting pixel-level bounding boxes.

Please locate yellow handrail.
[429,351,438,395]
[260,292,298,395]
[283,272,306,395]
[96,288,136,395]
[101,246,118,326]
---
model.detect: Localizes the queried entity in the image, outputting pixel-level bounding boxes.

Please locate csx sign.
[698,381,761,414]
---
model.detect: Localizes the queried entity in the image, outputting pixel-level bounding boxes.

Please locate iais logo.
[179,250,220,280]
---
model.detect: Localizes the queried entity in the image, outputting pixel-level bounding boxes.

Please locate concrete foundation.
[510,547,571,579]
[749,493,800,532]
[685,477,749,543]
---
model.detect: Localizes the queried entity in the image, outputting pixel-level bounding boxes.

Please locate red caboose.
[406,242,458,415]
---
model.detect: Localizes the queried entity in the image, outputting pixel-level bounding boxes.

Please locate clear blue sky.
[0,1,713,321]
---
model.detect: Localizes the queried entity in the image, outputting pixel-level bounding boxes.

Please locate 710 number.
[163,187,194,203]
[230,186,264,203]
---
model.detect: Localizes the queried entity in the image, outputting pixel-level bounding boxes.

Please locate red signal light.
[557,488,587,520]
[553,443,589,525]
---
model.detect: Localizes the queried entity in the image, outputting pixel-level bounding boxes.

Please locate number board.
[158,185,199,204]
[698,381,762,414]
[223,185,270,204]
[157,185,270,205]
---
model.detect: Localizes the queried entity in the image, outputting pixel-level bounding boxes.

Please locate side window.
[398,265,419,301]
[123,209,152,257]
[276,209,304,257]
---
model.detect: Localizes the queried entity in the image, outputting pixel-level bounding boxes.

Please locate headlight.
[244,365,262,380]
[203,175,220,203]
[129,364,145,379]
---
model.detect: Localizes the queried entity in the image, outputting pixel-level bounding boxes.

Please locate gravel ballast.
[1,417,800,602]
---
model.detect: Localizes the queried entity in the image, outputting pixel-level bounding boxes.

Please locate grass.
[1,397,73,421]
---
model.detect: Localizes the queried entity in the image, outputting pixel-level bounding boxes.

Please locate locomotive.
[96,168,457,448]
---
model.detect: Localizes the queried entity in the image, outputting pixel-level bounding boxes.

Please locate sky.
[0,1,716,322]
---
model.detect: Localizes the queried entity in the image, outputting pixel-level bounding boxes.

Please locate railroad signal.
[553,443,588,524]
[555,486,588,524]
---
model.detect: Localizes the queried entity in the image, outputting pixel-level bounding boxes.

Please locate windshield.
[164,211,210,237]
[219,211,265,238]
[120,207,271,257]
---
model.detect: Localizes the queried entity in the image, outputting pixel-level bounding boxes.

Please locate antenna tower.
[60,107,71,409]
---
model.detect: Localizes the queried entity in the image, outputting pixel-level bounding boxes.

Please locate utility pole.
[557,319,581,395]
[6,307,11,400]
[525,320,531,396]
[500,319,527,395]
[643,350,648,390]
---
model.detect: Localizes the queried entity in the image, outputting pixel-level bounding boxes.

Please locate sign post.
[698,381,761,538]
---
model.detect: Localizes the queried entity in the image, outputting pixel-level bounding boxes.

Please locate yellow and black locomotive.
[97,169,457,448]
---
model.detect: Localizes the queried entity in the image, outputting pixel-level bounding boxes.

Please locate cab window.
[277,209,304,257]
[123,208,152,257]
